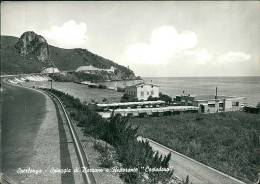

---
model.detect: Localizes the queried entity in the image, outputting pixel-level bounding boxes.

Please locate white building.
[124,83,160,100]
[41,67,60,74]
[175,94,246,113]
[76,65,115,73]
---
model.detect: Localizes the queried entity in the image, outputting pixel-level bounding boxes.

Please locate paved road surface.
[1,82,48,182]
[138,137,245,184]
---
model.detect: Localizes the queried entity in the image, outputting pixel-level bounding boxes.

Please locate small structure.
[76,65,115,73]
[124,82,160,101]
[175,93,246,113]
[41,67,59,74]
[95,101,198,118]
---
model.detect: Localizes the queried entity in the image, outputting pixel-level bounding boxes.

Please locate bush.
[256,102,260,112]
[98,84,107,89]
[159,93,172,103]
[147,95,159,101]
[195,116,203,121]
[93,141,115,168]
[88,84,97,88]
[121,94,138,102]
[44,89,175,184]
[244,106,259,114]
[117,87,125,92]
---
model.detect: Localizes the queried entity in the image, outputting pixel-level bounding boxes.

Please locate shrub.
[44,89,175,184]
[256,102,260,112]
[244,106,259,114]
[117,87,125,92]
[120,94,138,102]
[93,141,115,168]
[159,94,172,104]
[102,98,108,103]
[195,116,203,121]
[98,84,107,89]
[147,95,159,101]
[88,84,97,88]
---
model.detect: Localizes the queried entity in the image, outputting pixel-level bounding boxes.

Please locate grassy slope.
[24,81,122,103]
[129,112,260,183]
[1,36,47,74]
[1,36,134,78]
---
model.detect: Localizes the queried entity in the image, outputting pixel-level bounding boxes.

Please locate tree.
[148,95,158,101]
[184,175,190,184]
[159,94,172,104]
[256,102,260,113]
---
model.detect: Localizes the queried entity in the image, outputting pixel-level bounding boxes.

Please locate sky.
[1,1,259,77]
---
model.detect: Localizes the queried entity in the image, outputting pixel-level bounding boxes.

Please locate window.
[151,86,153,88]
[151,91,154,95]
[147,92,149,95]
[141,92,144,97]
[232,102,239,106]
[208,103,215,107]
[141,86,143,88]
[219,103,224,107]
[133,92,136,96]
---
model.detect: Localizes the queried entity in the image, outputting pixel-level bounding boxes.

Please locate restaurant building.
[175,94,246,113]
[124,82,160,101]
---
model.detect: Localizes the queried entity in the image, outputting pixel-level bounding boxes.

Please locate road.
[138,136,245,184]
[1,81,48,182]
[1,81,73,183]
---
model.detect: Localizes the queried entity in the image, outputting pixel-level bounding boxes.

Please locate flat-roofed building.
[175,94,246,113]
[124,83,160,100]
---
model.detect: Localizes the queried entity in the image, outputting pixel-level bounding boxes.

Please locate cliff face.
[15,31,51,63]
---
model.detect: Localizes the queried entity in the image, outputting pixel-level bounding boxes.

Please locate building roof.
[97,100,165,107]
[194,95,246,101]
[126,82,160,88]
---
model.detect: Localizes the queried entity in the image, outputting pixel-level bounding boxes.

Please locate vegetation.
[129,112,260,183]
[255,102,260,113]
[120,94,138,102]
[121,92,173,103]
[117,87,125,93]
[1,36,48,74]
[148,92,172,103]
[97,84,107,89]
[44,88,186,183]
[244,103,260,114]
[1,35,135,80]
[93,141,117,168]
[27,81,122,104]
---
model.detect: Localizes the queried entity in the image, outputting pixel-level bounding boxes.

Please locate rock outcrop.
[2,33,137,80]
[15,31,51,63]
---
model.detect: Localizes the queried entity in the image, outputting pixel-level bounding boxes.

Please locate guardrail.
[44,90,96,184]
[0,172,17,184]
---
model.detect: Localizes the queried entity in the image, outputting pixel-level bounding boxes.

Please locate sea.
[97,76,260,106]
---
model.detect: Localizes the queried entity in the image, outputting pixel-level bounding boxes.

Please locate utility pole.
[51,62,54,90]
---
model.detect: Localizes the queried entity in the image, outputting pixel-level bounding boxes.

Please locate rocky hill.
[1,31,136,80]
[15,31,51,63]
